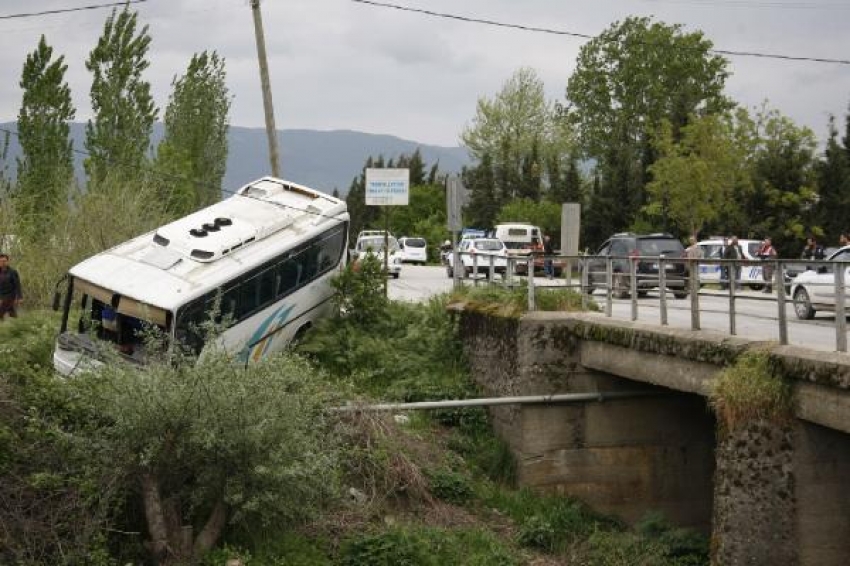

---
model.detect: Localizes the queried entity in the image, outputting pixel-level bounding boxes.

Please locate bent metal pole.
[331,391,658,412]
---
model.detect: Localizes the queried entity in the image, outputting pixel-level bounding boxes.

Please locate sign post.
[366,168,409,296]
[446,176,468,289]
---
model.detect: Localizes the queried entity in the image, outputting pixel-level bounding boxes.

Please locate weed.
[711,350,793,433]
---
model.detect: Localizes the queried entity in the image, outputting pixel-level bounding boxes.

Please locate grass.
[710,350,793,433]
[450,284,598,317]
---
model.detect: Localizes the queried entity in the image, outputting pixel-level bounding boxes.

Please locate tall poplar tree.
[16,35,75,230]
[156,51,230,212]
[85,6,157,185]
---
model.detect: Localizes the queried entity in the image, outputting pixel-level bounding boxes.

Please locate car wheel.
[392,272,400,279]
[637,290,649,298]
[793,287,816,320]
[583,285,594,296]
[446,266,454,278]
[750,284,764,291]
[673,291,688,299]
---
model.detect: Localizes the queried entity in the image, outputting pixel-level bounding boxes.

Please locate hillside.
[0,122,471,196]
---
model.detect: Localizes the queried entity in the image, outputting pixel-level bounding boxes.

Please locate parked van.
[494,223,542,255]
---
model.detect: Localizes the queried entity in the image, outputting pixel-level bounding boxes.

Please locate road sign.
[365,168,409,206]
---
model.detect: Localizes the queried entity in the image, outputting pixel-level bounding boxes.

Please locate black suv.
[585,233,688,298]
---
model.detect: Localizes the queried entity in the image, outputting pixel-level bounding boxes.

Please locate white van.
[696,238,766,289]
[494,223,542,255]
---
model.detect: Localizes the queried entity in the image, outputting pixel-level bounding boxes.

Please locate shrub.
[427,468,474,504]
[711,350,793,433]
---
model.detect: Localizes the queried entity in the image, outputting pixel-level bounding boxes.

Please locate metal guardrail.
[450,252,850,353]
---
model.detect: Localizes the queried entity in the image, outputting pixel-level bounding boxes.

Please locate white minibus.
[53,177,349,375]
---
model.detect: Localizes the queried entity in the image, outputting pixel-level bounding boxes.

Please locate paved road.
[389,265,849,353]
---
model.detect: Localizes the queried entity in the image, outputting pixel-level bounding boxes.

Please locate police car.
[696,238,767,289]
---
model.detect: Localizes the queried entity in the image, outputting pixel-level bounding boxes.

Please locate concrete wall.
[456,306,850,566]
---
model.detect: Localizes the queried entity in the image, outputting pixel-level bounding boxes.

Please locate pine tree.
[155,51,230,212]
[16,35,75,231]
[85,6,157,185]
[407,148,426,185]
[816,115,850,240]
[463,153,499,228]
[517,139,542,200]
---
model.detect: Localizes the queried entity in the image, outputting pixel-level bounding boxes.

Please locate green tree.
[566,16,731,233]
[84,5,157,184]
[15,35,75,232]
[462,67,572,205]
[155,51,230,212]
[463,152,501,229]
[645,113,750,237]
[743,106,819,253]
[816,113,850,241]
[77,348,338,566]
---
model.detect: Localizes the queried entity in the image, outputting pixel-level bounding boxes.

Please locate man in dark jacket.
[542,234,555,279]
[722,236,744,291]
[0,253,23,319]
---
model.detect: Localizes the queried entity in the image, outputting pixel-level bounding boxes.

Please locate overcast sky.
[1,0,849,149]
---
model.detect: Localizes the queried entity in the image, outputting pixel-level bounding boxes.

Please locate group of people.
[684,232,850,293]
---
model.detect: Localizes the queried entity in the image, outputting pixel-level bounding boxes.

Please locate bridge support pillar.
[712,420,850,565]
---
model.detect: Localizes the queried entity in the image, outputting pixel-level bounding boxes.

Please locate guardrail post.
[527,256,536,311]
[659,255,668,326]
[836,261,847,352]
[775,260,788,345]
[605,258,613,317]
[488,254,494,285]
[690,258,701,330]
[630,256,638,321]
[506,257,513,288]
[728,260,737,335]
[473,253,479,287]
[580,255,588,311]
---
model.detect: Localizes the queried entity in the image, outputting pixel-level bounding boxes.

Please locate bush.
[451,284,597,317]
[427,468,474,504]
[711,350,793,433]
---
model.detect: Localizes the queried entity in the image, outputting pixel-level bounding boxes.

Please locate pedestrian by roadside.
[840,233,850,248]
[542,234,555,279]
[684,235,703,289]
[756,237,777,293]
[800,236,825,271]
[0,253,23,320]
[723,236,744,291]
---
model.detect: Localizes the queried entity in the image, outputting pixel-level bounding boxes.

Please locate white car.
[354,234,403,278]
[447,238,508,278]
[790,245,850,319]
[398,237,428,265]
[696,238,767,289]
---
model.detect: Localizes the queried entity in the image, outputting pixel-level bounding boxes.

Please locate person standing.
[723,236,744,291]
[542,234,555,279]
[0,253,23,320]
[756,237,778,293]
[801,236,825,271]
[840,233,849,248]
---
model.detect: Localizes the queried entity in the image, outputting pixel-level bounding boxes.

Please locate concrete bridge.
[455,307,850,565]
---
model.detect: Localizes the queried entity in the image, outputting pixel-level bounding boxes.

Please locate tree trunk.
[193,499,227,558]
[140,472,169,563]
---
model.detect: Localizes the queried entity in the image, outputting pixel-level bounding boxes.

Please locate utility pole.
[250,0,281,177]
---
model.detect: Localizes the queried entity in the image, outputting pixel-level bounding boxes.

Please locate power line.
[350,0,850,66]
[0,1,148,21]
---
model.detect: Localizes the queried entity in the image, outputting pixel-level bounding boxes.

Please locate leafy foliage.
[73,344,341,564]
[155,50,231,213]
[711,350,793,433]
[16,35,75,233]
[84,5,157,184]
[496,197,562,237]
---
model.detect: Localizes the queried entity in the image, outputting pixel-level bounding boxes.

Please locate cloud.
[0,0,847,147]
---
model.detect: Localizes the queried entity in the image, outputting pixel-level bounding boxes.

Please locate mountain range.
[0,122,471,196]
